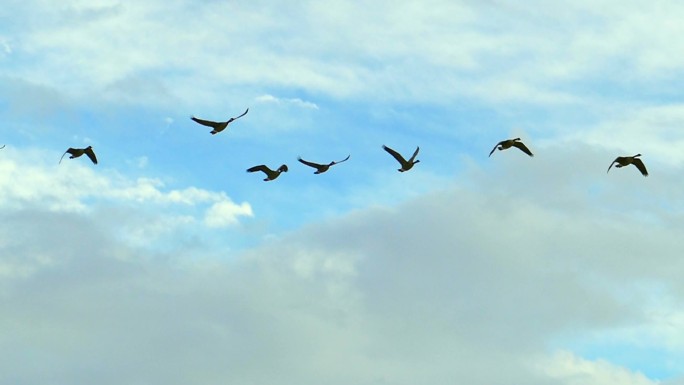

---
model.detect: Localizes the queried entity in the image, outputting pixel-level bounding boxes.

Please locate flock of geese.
[5,108,648,179]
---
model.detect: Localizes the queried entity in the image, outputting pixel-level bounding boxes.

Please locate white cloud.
[255,94,319,110]
[539,351,658,385]
[0,147,253,240]
[3,148,684,383]
[204,200,253,228]
[7,0,684,108]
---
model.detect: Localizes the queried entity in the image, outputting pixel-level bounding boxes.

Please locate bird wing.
[513,141,534,157]
[383,145,407,164]
[408,147,420,163]
[332,154,351,165]
[247,165,270,174]
[191,116,221,128]
[85,147,98,164]
[228,108,249,122]
[298,157,323,169]
[59,150,69,164]
[632,158,649,176]
[59,148,76,164]
[607,158,618,173]
[489,141,503,157]
[0,145,5,149]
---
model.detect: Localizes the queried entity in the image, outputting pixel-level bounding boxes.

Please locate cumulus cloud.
[0,147,253,241]
[2,141,684,384]
[204,200,254,228]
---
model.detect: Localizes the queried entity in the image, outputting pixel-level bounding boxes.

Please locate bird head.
[278,165,289,173]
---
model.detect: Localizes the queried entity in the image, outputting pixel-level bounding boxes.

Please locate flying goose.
[298,155,350,174]
[607,154,648,176]
[191,108,249,135]
[383,145,420,172]
[59,146,98,164]
[247,164,288,181]
[489,138,534,157]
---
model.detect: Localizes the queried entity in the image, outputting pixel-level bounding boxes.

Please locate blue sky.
[3,1,684,384]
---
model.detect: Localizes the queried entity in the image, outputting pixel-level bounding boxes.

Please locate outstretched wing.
[247,165,270,174]
[513,141,534,157]
[408,147,420,163]
[59,150,69,164]
[85,147,98,164]
[382,145,407,164]
[607,158,618,173]
[489,141,503,157]
[59,148,76,164]
[332,154,351,165]
[632,158,648,176]
[298,157,323,169]
[191,116,221,128]
[228,108,249,122]
[0,145,5,149]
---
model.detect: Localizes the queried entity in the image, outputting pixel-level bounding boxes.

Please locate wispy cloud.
[255,94,319,110]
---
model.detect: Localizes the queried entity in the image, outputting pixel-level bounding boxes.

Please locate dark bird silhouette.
[247,164,288,181]
[607,154,648,176]
[191,108,249,135]
[59,146,97,164]
[298,155,350,174]
[489,138,534,157]
[383,145,420,172]
[0,145,5,149]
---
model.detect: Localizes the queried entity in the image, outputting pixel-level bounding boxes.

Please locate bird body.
[383,145,420,172]
[247,164,288,181]
[59,146,98,164]
[489,138,534,157]
[607,154,648,176]
[298,155,350,174]
[191,108,249,135]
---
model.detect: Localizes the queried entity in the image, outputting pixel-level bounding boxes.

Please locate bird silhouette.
[607,154,648,176]
[59,146,98,164]
[0,145,5,149]
[191,108,249,135]
[247,164,288,181]
[489,138,534,157]
[298,155,350,174]
[383,145,420,172]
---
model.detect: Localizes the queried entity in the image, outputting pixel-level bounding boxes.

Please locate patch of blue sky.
[562,339,681,381]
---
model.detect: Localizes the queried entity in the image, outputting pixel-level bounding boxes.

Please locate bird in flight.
[247,164,288,181]
[59,146,98,164]
[0,145,5,149]
[298,155,350,174]
[489,138,534,157]
[383,145,420,172]
[191,108,249,135]
[607,154,648,176]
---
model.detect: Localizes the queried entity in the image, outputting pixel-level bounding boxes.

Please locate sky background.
[2,0,684,384]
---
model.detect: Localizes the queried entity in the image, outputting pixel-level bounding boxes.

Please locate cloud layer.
[2,141,683,384]
[3,1,684,383]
